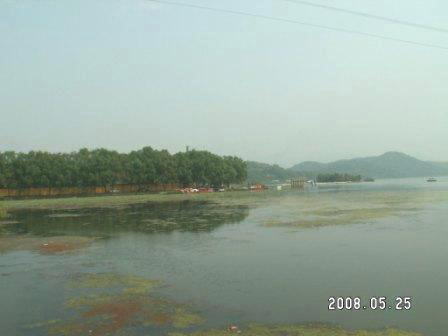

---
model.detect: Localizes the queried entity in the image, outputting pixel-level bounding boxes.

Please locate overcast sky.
[1,0,447,166]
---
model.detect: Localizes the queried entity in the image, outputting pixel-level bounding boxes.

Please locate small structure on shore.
[291,178,306,189]
[180,187,214,194]
[249,184,268,192]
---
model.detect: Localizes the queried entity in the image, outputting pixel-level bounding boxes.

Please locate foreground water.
[1,177,448,336]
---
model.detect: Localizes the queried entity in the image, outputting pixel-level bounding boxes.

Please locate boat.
[427,177,437,182]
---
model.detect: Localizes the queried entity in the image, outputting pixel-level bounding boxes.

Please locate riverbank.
[0,190,275,212]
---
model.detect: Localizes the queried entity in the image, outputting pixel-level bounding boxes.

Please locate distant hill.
[246,161,297,183]
[429,161,448,170]
[290,152,448,178]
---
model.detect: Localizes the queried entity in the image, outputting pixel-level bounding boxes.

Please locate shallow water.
[1,177,448,336]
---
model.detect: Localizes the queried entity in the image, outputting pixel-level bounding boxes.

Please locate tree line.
[0,147,247,189]
[316,173,362,183]
[246,161,370,184]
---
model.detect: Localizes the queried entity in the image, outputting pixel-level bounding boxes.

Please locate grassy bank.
[0,190,275,212]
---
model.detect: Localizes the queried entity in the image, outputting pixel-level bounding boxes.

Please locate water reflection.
[3,201,250,237]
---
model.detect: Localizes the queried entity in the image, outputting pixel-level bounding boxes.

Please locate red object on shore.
[180,187,215,194]
[250,184,267,191]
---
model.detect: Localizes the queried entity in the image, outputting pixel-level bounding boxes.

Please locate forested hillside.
[246,161,297,183]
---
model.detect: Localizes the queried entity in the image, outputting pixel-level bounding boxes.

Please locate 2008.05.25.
[328,297,412,311]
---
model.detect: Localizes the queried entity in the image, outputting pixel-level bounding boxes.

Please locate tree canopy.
[0,148,247,189]
[316,173,362,183]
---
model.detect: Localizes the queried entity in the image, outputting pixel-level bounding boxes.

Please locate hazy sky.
[1,0,447,166]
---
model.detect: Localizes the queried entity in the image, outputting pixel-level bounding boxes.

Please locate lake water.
[1,177,448,336]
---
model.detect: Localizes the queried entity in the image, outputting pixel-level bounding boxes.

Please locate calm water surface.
[1,177,448,335]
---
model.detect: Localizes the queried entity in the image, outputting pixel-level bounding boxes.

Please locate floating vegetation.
[26,319,62,329]
[261,190,441,228]
[69,273,161,295]
[39,241,89,254]
[0,191,257,211]
[82,299,143,335]
[48,213,85,218]
[0,236,96,254]
[0,220,19,225]
[5,189,447,235]
[36,273,203,336]
[171,308,204,329]
[264,207,402,228]
[0,206,7,219]
[169,324,422,336]
[65,294,115,309]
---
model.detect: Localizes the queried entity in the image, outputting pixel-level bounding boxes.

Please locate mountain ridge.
[290,151,448,178]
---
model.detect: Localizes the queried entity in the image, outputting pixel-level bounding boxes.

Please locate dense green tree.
[316,173,362,183]
[0,148,248,189]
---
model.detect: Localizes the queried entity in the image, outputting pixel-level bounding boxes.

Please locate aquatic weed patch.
[39,273,203,336]
[69,273,161,295]
[171,308,204,328]
[0,191,264,211]
[0,206,9,234]
[263,206,404,228]
[81,299,143,335]
[38,240,93,254]
[0,235,96,254]
[169,324,422,336]
[262,190,445,228]
[0,206,7,219]
[47,213,86,218]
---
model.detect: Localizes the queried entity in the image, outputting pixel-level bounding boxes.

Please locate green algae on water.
[262,190,439,228]
[0,235,96,254]
[69,273,161,294]
[171,308,204,328]
[0,206,7,219]
[169,324,422,336]
[42,273,203,336]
